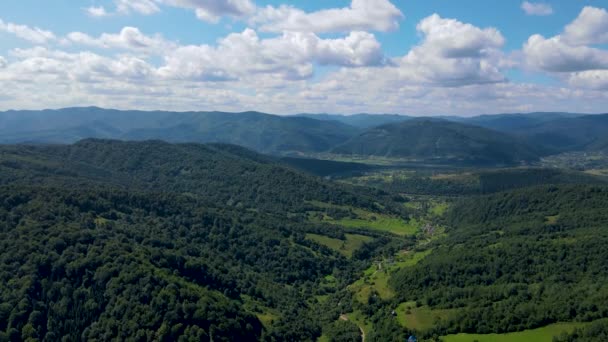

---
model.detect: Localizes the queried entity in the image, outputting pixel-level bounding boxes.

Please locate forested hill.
[296,113,412,128]
[331,119,542,165]
[389,185,608,337]
[0,108,359,155]
[0,139,394,214]
[0,139,410,341]
[512,114,608,153]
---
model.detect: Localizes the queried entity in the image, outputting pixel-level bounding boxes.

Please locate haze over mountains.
[1,107,607,166]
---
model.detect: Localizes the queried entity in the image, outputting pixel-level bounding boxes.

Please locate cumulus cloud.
[158,29,385,81]
[398,14,506,86]
[568,70,608,90]
[523,34,608,72]
[3,47,155,83]
[415,14,504,58]
[87,0,255,22]
[86,6,110,17]
[562,6,608,46]
[163,0,255,22]
[251,0,403,33]
[116,0,161,15]
[521,2,553,16]
[3,5,607,114]
[67,27,175,55]
[0,19,56,44]
[522,6,608,91]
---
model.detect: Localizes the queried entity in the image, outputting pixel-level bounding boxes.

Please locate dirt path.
[340,314,366,342]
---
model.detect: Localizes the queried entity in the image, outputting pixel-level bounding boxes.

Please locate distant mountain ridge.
[296,113,412,128]
[331,119,542,165]
[0,107,359,155]
[1,107,606,162]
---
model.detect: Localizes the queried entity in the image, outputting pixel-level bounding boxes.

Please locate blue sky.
[0,0,607,115]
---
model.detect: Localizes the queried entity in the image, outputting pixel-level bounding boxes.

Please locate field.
[329,215,419,235]
[442,322,588,342]
[350,250,433,302]
[396,303,456,331]
[308,201,419,235]
[306,233,373,258]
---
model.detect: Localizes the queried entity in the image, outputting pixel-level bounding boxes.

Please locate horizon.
[1,1,608,115]
[0,106,604,118]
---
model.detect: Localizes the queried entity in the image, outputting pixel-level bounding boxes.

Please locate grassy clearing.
[241,295,281,329]
[317,335,330,342]
[545,215,560,225]
[345,310,373,337]
[306,233,373,258]
[351,250,433,303]
[396,303,456,331]
[442,322,588,342]
[331,216,418,235]
[429,201,449,216]
[308,201,418,236]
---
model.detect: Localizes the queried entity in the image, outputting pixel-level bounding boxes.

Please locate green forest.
[1,139,608,341]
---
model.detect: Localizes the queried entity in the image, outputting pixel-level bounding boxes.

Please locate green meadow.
[442,322,588,342]
[306,233,373,258]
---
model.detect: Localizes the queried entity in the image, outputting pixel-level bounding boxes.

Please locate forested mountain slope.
[0,140,408,341]
[332,119,542,165]
[348,167,607,196]
[452,112,582,133]
[0,139,394,213]
[389,185,608,337]
[0,108,359,155]
[296,113,412,128]
[512,114,608,153]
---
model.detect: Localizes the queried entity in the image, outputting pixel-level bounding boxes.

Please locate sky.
[0,0,607,116]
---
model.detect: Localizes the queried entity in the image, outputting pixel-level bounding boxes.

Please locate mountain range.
[2,107,607,165]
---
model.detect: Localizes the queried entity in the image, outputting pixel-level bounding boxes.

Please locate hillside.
[388,185,608,338]
[332,119,541,165]
[452,112,582,133]
[296,113,412,128]
[346,168,607,196]
[0,139,412,341]
[512,114,608,152]
[0,139,396,213]
[0,108,359,155]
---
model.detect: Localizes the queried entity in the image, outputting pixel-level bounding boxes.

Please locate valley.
[0,109,607,341]
[3,1,608,340]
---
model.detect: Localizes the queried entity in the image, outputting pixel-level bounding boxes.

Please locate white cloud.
[523,34,608,72]
[521,2,553,16]
[116,0,161,15]
[162,0,255,22]
[67,27,175,55]
[415,14,504,58]
[562,6,608,46]
[314,31,385,67]
[251,0,403,33]
[522,6,608,91]
[88,0,255,22]
[158,29,385,81]
[86,6,110,17]
[3,47,156,83]
[2,6,607,114]
[568,70,608,90]
[398,14,506,86]
[0,19,56,44]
